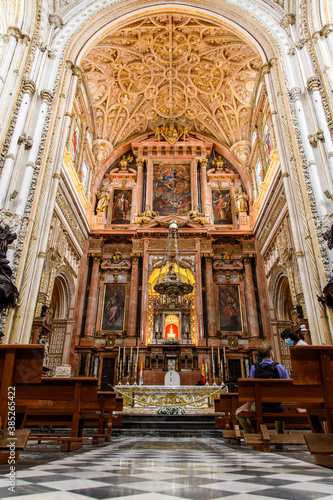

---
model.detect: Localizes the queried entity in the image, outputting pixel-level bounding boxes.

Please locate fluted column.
[307,76,333,180]
[0,78,36,208]
[14,89,53,216]
[204,256,217,337]
[289,87,328,216]
[242,256,260,339]
[84,255,101,337]
[199,159,212,223]
[128,255,140,336]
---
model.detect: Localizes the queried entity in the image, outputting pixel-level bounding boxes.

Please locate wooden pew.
[82,391,123,443]
[18,377,99,451]
[214,393,244,443]
[237,378,319,451]
[290,346,333,468]
[0,345,44,463]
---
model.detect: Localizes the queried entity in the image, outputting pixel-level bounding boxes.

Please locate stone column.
[199,159,212,223]
[14,90,53,216]
[195,239,204,345]
[140,239,149,344]
[132,159,144,221]
[204,256,217,337]
[322,23,333,59]
[290,87,328,216]
[0,78,36,208]
[84,255,101,337]
[242,256,260,339]
[307,76,333,179]
[128,255,140,336]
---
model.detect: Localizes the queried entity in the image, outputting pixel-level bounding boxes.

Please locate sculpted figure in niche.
[119,154,133,171]
[234,186,249,214]
[134,205,158,225]
[187,205,209,225]
[96,186,111,213]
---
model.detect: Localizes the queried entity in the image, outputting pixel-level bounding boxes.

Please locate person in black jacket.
[235,342,288,435]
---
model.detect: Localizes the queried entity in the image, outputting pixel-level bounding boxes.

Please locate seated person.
[235,342,289,435]
[281,328,308,346]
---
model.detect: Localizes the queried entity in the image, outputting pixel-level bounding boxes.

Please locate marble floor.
[0,437,333,500]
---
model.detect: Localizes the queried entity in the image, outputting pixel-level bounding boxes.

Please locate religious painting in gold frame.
[101,284,126,331]
[152,162,191,216]
[218,285,242,332]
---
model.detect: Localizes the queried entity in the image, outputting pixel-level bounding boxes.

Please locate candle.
[223,346,226,365]
[218,348,220,365]
[117,346,120,364]
[130,346,133,363]
[123,346,126,363]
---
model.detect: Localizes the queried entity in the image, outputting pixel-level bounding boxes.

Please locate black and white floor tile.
[1,438,333,500]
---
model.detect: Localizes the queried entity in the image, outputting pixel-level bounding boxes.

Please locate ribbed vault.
[81,12,262,149]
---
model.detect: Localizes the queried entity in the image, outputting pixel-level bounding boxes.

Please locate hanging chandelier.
[154,15,193,304]
[154,217,193,303]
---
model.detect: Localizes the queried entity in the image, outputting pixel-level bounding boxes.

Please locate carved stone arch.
[50,273,70,320]
[269,266,293,322]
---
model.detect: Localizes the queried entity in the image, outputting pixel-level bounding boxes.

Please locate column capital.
[321,23,333,38]
[23,79,36,95]
[72,65,82,77]
[7,26,24,40]
[281,13,295,28]
[131,254,140,264]
[204,253,214,264]
[40,89,53,104]
[260,62,271,77]
[198,158,208,169]
[307,76,321,92]
[290,87,302,102]
[136,158,145,169]
[89,254,101,264]
[242,254,255,265]
[48,14,63,28]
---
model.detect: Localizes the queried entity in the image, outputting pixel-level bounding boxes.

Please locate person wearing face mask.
[281,328,308,346]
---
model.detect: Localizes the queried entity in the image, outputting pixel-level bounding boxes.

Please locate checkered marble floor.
[1,438,333,500]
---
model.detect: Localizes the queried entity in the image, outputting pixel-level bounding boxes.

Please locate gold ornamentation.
[134,205,159,225]
[187,205,209,225]
[82,13,261,149]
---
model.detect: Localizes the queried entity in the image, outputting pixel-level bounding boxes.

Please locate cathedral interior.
[1,0,333,494]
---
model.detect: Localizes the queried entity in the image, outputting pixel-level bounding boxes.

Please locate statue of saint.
[187,205,209,225]
[234,186,249,214]
[0,223,19,314]
[96,186,110,213]
[134,205,158,225]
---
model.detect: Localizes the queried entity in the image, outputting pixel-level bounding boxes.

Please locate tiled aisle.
[1,438,333,500]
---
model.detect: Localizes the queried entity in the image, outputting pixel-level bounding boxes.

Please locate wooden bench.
[0,345,44,462]
[290,346,333,468]
[237,378,319,451]
[82,391,123,443]
[17,377,100,451]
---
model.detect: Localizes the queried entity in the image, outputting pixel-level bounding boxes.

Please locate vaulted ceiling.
[82,12,261,150]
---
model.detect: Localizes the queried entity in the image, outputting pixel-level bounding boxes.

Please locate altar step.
[113,414,220,437]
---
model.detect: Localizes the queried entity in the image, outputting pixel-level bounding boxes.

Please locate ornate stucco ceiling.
[82,12,261,150]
